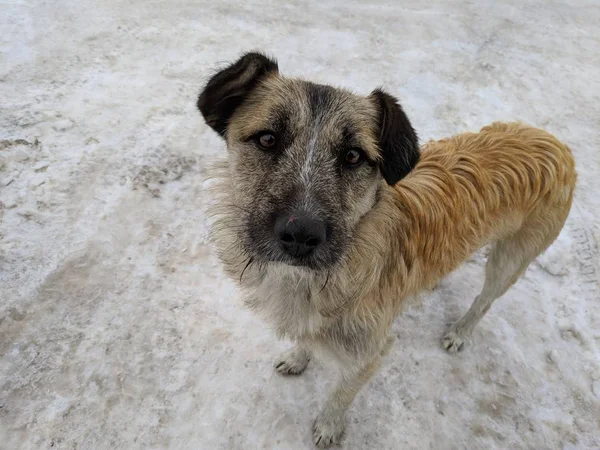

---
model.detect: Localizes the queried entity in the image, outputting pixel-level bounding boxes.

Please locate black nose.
[275,213,326,257]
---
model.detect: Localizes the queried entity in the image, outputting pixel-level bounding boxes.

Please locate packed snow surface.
[1,1,599,449]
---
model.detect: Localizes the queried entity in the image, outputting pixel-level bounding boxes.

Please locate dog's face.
[198,53,419,270]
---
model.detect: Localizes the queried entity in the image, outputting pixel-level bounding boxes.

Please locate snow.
[1,1,599,449]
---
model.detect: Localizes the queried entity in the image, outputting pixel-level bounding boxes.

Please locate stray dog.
[197,52,576,447]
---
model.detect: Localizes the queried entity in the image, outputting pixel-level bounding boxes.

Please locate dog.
[197,52,576,447]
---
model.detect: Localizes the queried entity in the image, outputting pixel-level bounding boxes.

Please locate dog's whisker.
[318,271,330,295]
[240,256,254,282]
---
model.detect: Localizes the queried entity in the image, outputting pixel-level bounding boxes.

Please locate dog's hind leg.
[442,218,562,353]
[274,343,312,375]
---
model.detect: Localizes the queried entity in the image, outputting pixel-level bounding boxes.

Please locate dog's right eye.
[343,148,365,168]
[256,132,277,149]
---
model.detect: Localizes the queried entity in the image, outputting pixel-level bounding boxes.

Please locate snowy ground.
[1,1,599,449]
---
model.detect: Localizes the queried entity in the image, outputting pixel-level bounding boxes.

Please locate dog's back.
[391,122,576,289]
[389,122,576,351]
[421,121,576,203]
[411,122,575,217]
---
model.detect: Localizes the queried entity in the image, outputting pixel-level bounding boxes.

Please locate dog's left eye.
[257,132,276,149]
[344,148,365,167]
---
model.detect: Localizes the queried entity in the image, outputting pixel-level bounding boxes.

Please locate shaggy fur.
[198,52,577,447]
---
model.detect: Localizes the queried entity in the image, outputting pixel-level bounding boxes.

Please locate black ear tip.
[238,51,279,70]
[380,144,420,185]
[226,51,279,81]
[370,87,396,106]
[370,87,386,98]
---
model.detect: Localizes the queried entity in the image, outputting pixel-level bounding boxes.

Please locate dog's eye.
[257,132,276,149]
[344,148,365,167]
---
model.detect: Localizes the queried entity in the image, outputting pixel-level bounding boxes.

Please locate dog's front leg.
[274,343,312,375]
[312,353,383,448]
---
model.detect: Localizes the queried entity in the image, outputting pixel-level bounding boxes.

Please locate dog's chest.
[245,269,325,339]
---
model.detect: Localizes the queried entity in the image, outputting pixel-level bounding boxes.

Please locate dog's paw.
[274,347,310,375]
[312,408,345,448]
[442,329,467,353]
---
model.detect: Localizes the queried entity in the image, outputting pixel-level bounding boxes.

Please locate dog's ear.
[370,89,419,185]
[197,52,279,137]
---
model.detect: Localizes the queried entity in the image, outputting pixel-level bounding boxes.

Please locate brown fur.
[198,53,577,447]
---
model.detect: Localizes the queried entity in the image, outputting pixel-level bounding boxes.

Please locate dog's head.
[198,52,419,270]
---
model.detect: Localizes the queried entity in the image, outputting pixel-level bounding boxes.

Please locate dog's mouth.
[247,241,339,272]
[278,255,324,270]
[261,249,329,271]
